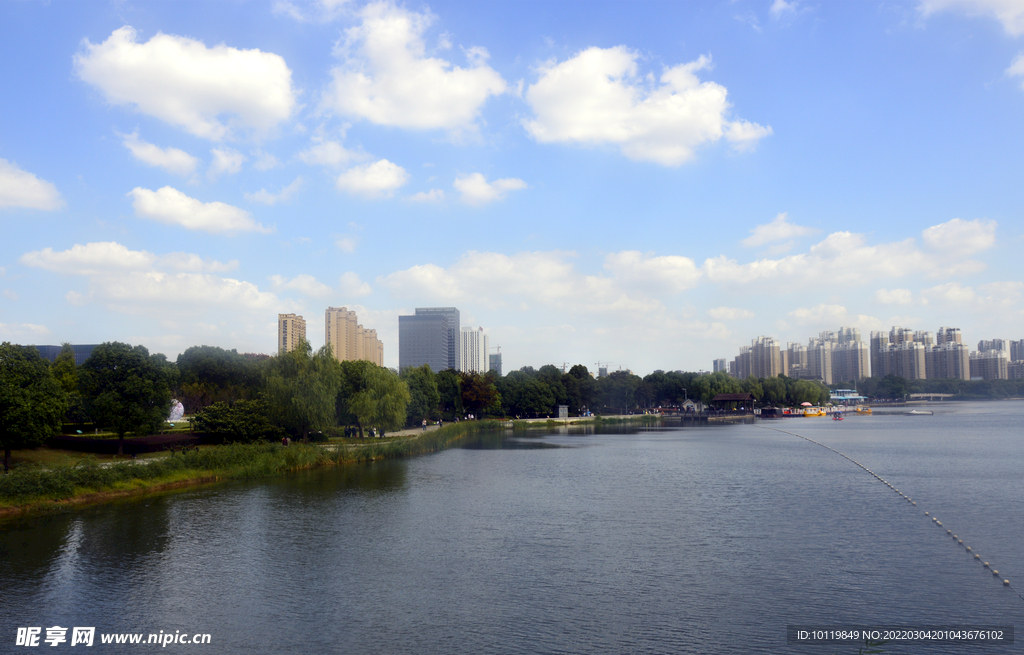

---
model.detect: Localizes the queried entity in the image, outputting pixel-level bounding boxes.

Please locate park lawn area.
[6,446,170,471]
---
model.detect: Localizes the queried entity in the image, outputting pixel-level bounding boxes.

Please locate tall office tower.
[325,306,359,361]
[832,341,869,383]
[750,336,782,378]
[869,331,888,377]
[713,358,727,373]
[460,327,489,374]
[489,352,503,377]
[278,313,306,353]
[913,331,934,347]
[1010,339,1024,362]
[970,350,1009,380]
[978,339,1008,353]
[937,327,962,346]
[398,307,460,372]
[837,327,862,345]
[926,341,970,380]
[807,338,833,384]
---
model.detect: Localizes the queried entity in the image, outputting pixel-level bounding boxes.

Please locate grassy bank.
[0,420,500,517]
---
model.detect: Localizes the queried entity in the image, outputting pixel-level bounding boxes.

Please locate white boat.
[906,409,934,415]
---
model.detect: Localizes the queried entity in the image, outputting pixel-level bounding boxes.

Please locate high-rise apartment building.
[787,342,809,378]
[1010,339,1024,362]
[937,327,962,346]
[325,306,383,366]
[713,358,727,373]
[970,350,1008,380]
[278,313,306,353]
[978,339,1008,353]
[807,338,833,384]
[489,352,503,377]
[398,307,460,372]
[460,327,489,374]
[832,341,869,383]
[750,336,783,378]
[926,341,970,380]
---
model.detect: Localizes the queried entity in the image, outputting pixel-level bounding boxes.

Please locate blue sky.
[1,0,1022,374]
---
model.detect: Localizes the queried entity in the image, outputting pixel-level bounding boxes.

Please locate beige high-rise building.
[278,313,307,353]
[926,342,970,380]
[325,306,383,366]
[970,350,1008,380]
[807,338,833,384]
[832,341,869,383]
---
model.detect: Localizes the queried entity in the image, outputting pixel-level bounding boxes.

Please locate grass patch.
[1,420,501,515]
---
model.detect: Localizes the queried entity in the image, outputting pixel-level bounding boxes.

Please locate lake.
[2,401,1022,653]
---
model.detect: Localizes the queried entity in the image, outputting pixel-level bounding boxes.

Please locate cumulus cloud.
[74,26,295,140]
[523,47,771,166]
[322,2,507,130]
[922,217,996,254]
[708,307,755,320]
[245,177,303,205]
[274,0,350,23]
[0,158,64,210]
[297,138,359,166]
[1009,53,1024,87]
[770,0,798,18]
[336,159,409,197]
[876,288,914,305]
[22,241,284,314]
[741,212,817,247]
[269,273,334,297]
[128,186,272,234]
[335,236,358,252]
[339,271,372,297]
[603,251,702,294]
[453,173,526,205]
[787,304,882,331]
[120,132,198,175]
[919,0,1024,35]
[410,188,445,202]
[0,322,51,340]
[209,147,245,178]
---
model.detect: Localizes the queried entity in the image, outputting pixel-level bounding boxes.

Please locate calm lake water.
[3,402,1023,653]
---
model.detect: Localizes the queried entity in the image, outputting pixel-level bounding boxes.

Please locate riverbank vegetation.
[0,420,500,514]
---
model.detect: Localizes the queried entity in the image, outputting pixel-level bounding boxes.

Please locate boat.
[906,409,934,415]
[855,406,872,414]
[803,407,826,417]
[832,414,844,421]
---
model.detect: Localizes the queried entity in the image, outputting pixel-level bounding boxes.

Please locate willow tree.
[0,343,68,472]
[338,360,410,435]
[264,341,339,441]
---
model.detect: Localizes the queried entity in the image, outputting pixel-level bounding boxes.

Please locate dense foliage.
[0,343,68,471]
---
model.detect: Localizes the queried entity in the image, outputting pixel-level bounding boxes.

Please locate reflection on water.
[2,402,1022,654]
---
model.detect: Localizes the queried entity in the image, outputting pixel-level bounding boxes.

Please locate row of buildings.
[716,327,1024,384]
[278,306,502,375]
[278,307,383,367]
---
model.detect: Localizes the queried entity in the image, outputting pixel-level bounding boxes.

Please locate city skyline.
[2,1,1022,375]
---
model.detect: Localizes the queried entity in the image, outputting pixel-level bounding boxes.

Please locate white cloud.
[602,251,702,293]
[922,217,996,255]
[410,188,445,202]
[524,47,771,166]
[298,139,358,166]
[921,282,978,304]
[128,186,272,234]
[335,236,358,252]
[209,147,245,178]
[336,159,409,197]
[453,172,526,205]
[74,26,296,140]
[322,2,507,130]
[770,0,798,18]
[252,150,279,171]
[1009,52,1024,87]
[20,241,156,275]
[245,177,304,205]
[741,212,817,247]
[787,304,882,331]
[339,272,372,297]
[708,307,755,320]
[0,158,64,210]
[120,132,198,175]
[269,273,334,297]
[0,322,51,340]
[876,288,914,305]
[22,241,285,314]
[919,0,1024,35]
[274,0,351,23]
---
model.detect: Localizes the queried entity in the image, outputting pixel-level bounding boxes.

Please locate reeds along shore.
[0,420,500,516]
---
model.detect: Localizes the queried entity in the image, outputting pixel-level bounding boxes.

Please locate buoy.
[937,521,942,526]
[1004,580,1010,586]
[993,570,999,576]
[967,547,972,551]
[912,502,916,505]
[947,530,952,534]
[984,562,990,568]
[925,511,930,516]
[974,554,980,560]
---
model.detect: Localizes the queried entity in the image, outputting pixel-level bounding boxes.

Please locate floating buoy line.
[759,425,1024,605]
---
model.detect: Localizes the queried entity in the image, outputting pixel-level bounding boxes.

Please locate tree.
[191,397,282,443]
[401,364,440,426]
[460,372,498,417]
[0,343,68,472]
[264,341,339,441]
[52,342,88,425]
[79,342,174,455]
[436,369,464,418]
[176,345,261,412]
[338,360,410,434]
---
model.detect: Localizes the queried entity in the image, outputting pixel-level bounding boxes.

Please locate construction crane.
[594,361,612,377]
